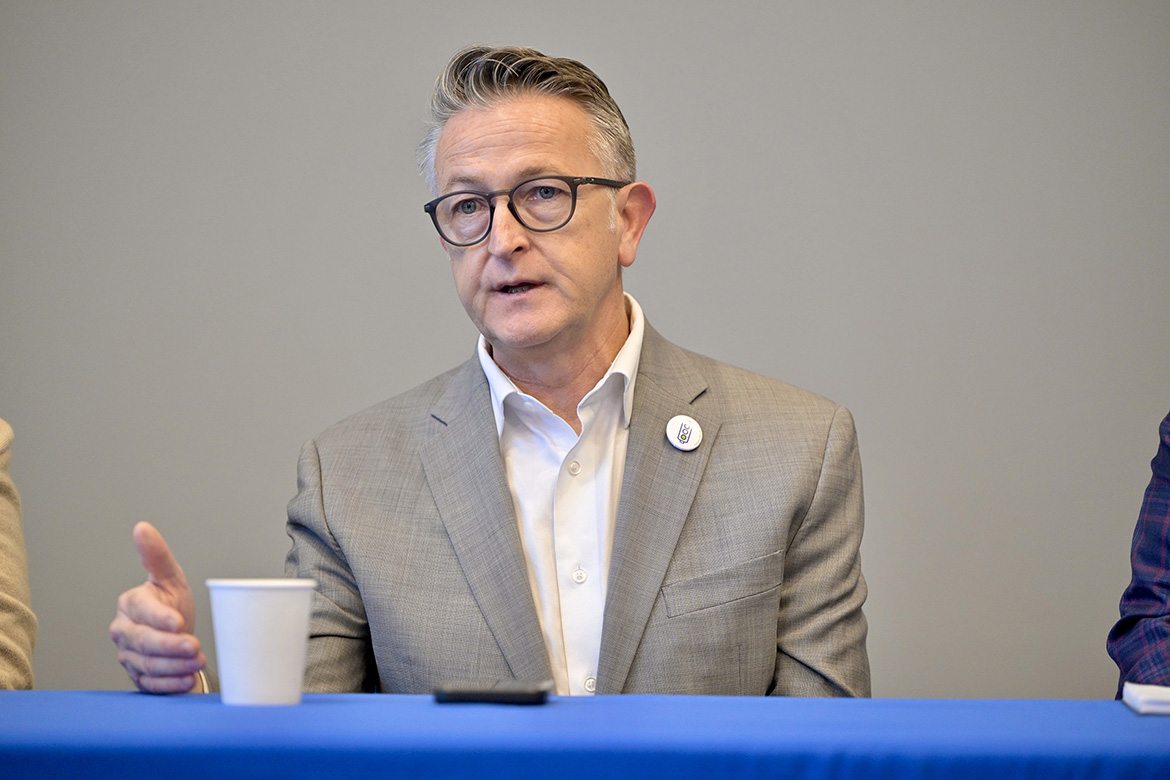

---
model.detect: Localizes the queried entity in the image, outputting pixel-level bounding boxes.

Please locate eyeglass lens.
[434,178,575,245]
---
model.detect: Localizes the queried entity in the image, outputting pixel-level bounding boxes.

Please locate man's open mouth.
[500,283,536,294]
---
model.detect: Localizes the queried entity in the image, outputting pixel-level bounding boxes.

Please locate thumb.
[132,521,187,590]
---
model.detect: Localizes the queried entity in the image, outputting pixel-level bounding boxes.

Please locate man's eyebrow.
[441,167,564,193]
[514,165,560,181]
[444,174,486,191]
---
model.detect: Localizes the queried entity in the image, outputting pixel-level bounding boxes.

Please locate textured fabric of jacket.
[285,324,870,696]
[0,419,36,690]
[1108,409,1170,695]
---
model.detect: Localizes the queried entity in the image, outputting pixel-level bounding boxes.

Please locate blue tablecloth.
[2,691,1168,779]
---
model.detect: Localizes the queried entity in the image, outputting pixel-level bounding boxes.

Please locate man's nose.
[486,197,529,257]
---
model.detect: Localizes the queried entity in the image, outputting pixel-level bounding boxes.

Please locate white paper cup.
[206,578,317,706]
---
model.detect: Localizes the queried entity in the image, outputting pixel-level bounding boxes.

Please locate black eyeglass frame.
[423,175,631,247]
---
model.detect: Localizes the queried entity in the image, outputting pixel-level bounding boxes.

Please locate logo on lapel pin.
[666,415,702,452]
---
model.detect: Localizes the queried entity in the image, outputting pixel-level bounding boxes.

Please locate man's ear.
[616,182,656,269]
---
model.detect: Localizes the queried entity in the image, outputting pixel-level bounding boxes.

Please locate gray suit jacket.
[285,325,870,696]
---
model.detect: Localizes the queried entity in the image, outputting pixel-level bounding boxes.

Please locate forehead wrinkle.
[444,165,564,194]
[434,95,600,194]
[438,129,572,181]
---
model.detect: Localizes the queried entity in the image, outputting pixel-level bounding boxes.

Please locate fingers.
[110,609,205,694]
[116,645,205,679]
[113,523,202,694]
[115,580,182,630]
[110,605,205,695]
[132,673,201,695]
[118,649,205,695]
[109,603,200,657]
[128,521,195,633]
[133,521,187,589]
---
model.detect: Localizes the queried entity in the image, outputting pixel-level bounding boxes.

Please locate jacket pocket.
[661,549,784,618]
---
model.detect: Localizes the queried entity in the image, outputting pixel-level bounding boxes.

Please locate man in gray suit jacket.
[111,46,869,698]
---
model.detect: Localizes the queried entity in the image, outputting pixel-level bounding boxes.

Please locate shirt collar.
[477,293,645,439]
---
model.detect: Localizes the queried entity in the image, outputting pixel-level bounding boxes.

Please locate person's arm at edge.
[1107,409,1170,696]
[285,438,376,692]
[0,418,37,690]
[771,405,871,697]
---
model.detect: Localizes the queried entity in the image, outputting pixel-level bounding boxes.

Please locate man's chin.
[481,323,561,358]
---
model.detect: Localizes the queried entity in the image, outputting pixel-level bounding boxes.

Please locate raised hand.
[109,522,205,693]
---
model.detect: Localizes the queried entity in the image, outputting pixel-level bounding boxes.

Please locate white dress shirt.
[477,294,644,695]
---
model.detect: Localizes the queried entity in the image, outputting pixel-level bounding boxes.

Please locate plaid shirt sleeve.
[1107,409,1170,697]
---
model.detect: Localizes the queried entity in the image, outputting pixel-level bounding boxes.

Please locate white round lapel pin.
[666,415,702,452]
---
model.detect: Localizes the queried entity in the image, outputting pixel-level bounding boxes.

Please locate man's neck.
[489,303,631,435]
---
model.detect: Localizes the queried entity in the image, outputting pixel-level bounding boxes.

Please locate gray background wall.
[2,1,1167,697]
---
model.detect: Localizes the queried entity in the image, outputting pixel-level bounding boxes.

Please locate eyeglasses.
[423,175,630,247]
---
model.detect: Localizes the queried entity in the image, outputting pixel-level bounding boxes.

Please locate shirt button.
[584,676,597,693]
[567,460,581,476]
[571,568,587,584]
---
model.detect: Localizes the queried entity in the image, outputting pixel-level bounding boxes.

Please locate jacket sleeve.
[1107,410,1170,695]
[0,419,37,690]
[285,439,377,692]
[772,405,871,697]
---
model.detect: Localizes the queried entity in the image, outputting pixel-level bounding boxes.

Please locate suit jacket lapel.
[597,326,721,693]
[420,355,552,682]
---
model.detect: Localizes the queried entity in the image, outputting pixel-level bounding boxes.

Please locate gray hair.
[418,45,637,194]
